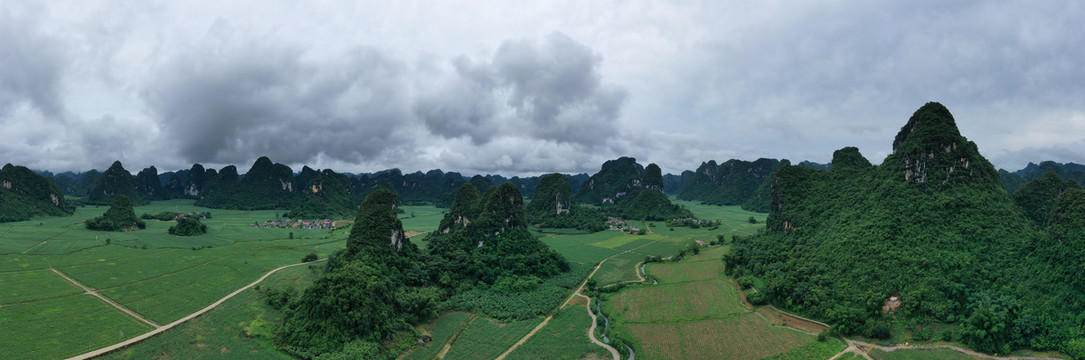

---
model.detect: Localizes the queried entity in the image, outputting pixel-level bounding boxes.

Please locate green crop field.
[599,211,844,360]
[507,305,607,360]
[100,264,322,360]
[0,200,349,358]
[869,348,981,360]
[592,250,645,286]
[440,316,544,360]
[607,278,744,322]
[403,312,475,360]
[625,313,816,360]
[399,205,446,232]
[0,269,83,304]
[0,295,153,359]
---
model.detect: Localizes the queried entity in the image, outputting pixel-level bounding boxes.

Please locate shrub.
[302,253,318,262]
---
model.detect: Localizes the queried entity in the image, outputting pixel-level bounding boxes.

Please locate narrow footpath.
[51,268,160,328]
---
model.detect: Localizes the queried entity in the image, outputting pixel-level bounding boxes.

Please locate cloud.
[0,7,66,119]
[144,26,414,166]
[415,32,627,147]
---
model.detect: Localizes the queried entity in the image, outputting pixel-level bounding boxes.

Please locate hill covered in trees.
[575,158,691,220]
[726,102,1085,357]
[196,157,298,210]
[285,169,357,219]
[0,164,73,222]
[676,158,780,205]
[85,195,146,231]
[525,173,606,232]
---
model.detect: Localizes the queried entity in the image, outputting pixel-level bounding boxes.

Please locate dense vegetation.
[168,216,207,236]
[1012,171,1081,225]
[677,158,779,205]
[86,161,148,205]
[726,102,1085,357]
[574,158,691,220]
[525,173,606,232]
[278,184,571,358]
[85,195,146,231]
[428,183,571,285]
[197,157,298,210]
[0,164,73,222]
[285,169,357,219]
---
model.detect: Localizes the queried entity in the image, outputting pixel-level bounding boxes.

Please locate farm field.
[507,305,608,360]
[868,348,981,360]
[0,295,152,359]
[0,200,349,359]
[403,312,476,360]
[100,264,322,360]
[601,204,845,360]
[439,316,544,360]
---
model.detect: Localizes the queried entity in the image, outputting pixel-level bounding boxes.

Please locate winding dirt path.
[66,258,326,360]
[579,294,621,359]
[495,241,657,360]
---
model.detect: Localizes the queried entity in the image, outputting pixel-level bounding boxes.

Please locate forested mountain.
[676,158,779,205]
[525,173,606,231]
[1016,161,1085,183]
[1012,171,1081,226]
[86,161,148,205]
[197,157,297,210]
[428,182,570,283]
[575,158,691,220]
[574,157,644,205]
[740,159,791,213]
[726,102,1085,357]
[135,166,166,201]
[0,164,73,222]
[280,189,431,357]
[285,169,356,219]
[998,169,1028,194]
[51,170,100,197]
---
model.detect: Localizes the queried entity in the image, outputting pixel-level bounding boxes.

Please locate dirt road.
[65,259,326,360]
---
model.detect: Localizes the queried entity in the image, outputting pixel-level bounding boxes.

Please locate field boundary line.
[430,313,476,360]
[64,258,326,360]
[22,230,71,254]
[50,268,160,328]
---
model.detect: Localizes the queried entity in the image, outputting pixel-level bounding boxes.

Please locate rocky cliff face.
[885,102,999,190]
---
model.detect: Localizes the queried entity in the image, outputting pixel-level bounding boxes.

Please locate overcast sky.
[2,1,1083,176]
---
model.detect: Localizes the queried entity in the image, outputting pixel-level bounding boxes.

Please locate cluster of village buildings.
[252,218,334,230]
[175,212,209,221]
[605,217,640,233]
[668,217,708,225]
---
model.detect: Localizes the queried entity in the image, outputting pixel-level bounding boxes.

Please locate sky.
[2,1,1084,176]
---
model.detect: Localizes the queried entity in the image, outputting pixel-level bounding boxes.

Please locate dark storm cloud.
[145,33,412,166]
[415,33,627,147]
[0,9,65,119]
